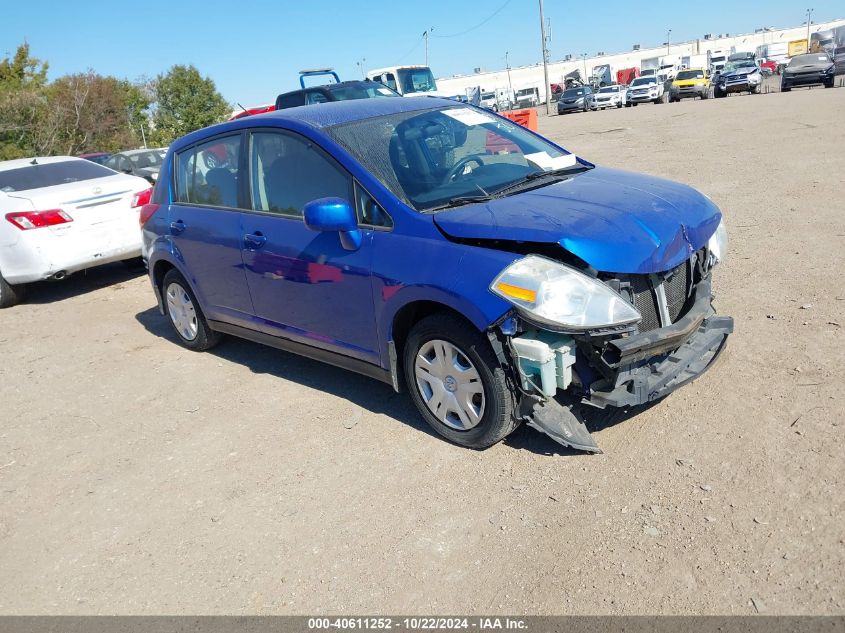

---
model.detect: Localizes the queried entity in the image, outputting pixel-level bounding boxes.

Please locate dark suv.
[276,80,399,110]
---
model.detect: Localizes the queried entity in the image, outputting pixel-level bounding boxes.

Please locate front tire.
[0,271,26,309]
[404,313,517,449]
[162,269,222,351]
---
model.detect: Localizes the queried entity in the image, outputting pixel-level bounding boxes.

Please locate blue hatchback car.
[141,97,732,453]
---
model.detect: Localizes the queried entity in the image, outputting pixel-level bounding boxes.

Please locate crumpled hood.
[432,166,722,274]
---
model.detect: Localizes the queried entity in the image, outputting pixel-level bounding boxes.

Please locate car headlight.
[491,255,641,330]
[708,218,728,264]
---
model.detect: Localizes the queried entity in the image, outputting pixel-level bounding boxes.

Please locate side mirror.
[303,197,362,251]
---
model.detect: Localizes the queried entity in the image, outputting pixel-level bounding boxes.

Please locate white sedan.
[593,84,627,109]
[0,156,152,308]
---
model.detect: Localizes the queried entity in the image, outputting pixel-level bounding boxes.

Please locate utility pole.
[423,27,434,66]
[356,58,366,79]
[505,51,514,104]
[806,8,813,48]
[667,29,672,55]
[538,0,551,115]
[582,53,588,83]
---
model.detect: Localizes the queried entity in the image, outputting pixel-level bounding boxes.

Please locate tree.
[0,44,51,159]
[0,43,48,93]
[48,73,151,155]
[151,65,230,145]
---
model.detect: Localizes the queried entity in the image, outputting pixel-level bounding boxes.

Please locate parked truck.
[657,55,683,82]
[589,64,614,89]
[616,67,640,85]
[366,65,462,99]
[707,49,730,72]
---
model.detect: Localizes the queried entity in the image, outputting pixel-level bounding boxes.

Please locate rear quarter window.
[175,135,242,208]
[0,160,115,192]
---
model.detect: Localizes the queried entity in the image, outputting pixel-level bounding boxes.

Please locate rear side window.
[275,91,306,110]
[249,131,352,217]
[305,91,329,105]
[0,160,114,192]
[175,135,241,208]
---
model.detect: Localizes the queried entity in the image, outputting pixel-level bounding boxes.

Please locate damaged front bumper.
[507,279,733,453]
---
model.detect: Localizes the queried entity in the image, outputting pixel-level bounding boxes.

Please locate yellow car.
[669,68,711,101]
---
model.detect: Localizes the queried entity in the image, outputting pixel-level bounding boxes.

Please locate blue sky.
[4,0,842,106]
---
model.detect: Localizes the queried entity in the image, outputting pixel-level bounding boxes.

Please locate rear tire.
[162,269,222,351]
[403,313,518,449]
[0,272,26,309]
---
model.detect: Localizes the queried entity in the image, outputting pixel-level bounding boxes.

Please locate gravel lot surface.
[0,85,842,615]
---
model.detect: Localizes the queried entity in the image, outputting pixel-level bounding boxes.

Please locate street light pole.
[667,29,672,56]
[538,0,551,115]
[806,8,813,49]
[582,53,588,83]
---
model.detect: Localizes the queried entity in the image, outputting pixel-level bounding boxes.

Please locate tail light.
[139,203,160,227]
[132,187,153,208]
[5,210,74,230]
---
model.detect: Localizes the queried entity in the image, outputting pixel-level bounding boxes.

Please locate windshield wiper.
[491,164,590,197]
[429,194,494,211]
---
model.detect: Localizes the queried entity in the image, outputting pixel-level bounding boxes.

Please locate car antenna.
[30,158,38,165]
[236,102,249,114]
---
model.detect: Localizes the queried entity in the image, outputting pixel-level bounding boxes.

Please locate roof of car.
[277,80,395,97]
[175,96,459,150]
[115,148,167,157]
[0,156,83,173]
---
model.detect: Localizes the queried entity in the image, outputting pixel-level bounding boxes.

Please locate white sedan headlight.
[491,255,641,330]
[708,218,728,264]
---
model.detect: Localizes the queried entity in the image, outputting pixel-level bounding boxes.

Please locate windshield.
[723,61,755,72]
[598,86,617,93]
[676,70,705,80]
[790,54,832,65]
[396,68,437,94]
[631,77,655,86]
[640,69,656,76]
[0,160,115,192]
[327,106,583,212]
[563,88,586,97]
[128,151,164,168]
[328,82,398,100]
[711,55,726,63]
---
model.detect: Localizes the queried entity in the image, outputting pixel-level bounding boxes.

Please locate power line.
[396,35,425,63]
[432,0,514,38]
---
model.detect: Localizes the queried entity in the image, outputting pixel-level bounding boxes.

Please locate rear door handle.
[244,232,267,248]
[170,220,186,234]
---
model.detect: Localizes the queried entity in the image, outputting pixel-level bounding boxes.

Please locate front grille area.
[605,255,696,333]
[630,275,661,332]
[664,261,690,322]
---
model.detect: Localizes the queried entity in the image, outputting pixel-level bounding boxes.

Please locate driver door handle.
[244,232,267,248]
[170,220,186,234]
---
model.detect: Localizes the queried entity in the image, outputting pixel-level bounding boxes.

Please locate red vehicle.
[616,67,640,85]
[759,59,778,75]
[228,104,275,121]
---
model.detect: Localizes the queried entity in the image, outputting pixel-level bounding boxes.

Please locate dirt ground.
[0,85,843,616]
